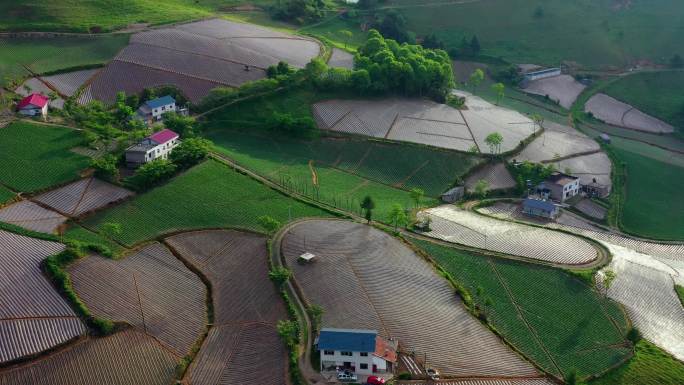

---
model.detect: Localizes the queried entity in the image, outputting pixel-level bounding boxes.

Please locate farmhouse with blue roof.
[136,95,178,124]
[317,328,397,376]
[522,198,559,219]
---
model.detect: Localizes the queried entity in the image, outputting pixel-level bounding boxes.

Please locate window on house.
[340,351,352,356]
[323,350,334,356]
[360,364,368,370]
[360,352,368,357]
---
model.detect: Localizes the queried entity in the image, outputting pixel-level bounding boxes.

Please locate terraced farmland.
[465,162,516,192]
[415,239,631,379]
[165,230,288,385]
[0,330,177,385]
[548,152,612,187]
[0,230,85,364]
[34,177,134,217]
[516,122,600,163]
[68,243,207,357]
[0,122,89,192]
[328,48,354,69]
[0,200,67,233]
[84,19,320,104]
[41,69,99,97]
[78,160,331,246]
[585,94,674,134]
[521,75,586,109]
[420,205,598,265]
[281,219,542,378]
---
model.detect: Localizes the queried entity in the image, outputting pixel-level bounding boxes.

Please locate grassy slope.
[677,285,684,308]
[602,71,684,132]
[590,340,684,385]
[77,159,332,247]
[0,35,129,86]
[414,239,631,379]
[0,0,274,32]
[395,0,684,69]
[0,185,15,205]
[0,122,90,192]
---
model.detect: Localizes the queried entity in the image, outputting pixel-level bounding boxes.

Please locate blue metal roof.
[523,198,556,211]
[318,328,377,352]
[144,95,175,109]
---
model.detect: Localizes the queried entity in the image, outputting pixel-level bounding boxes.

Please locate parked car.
[367,375,386,384]
[337,371,358,382]
[426,368,440,380]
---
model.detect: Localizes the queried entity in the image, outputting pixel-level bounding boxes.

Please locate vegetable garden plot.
[34,177,133,217]
[15,78,64,109]
[165,230,288,385]
[515,121,600,163]
[176,19,295,40]
[420,206,598,265]
[0,330,177,385]
[186,323,287,385]
[328,48,354,69]
[388,118,475,152]
[521,75,586,109]
[574,199,607,220]
[549,152,612,187]
[86,61,223,104]
[465,162,516,191]
[40,69,99,97]
[0,186,14,205]
[0,230,85,364]
[585,94,674,134]
[416,240,630,379]
[0,200,67,233]
[68,243,206,357]
[282,220,540,378]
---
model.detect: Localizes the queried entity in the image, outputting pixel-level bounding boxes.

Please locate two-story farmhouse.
[125,129,180,168]
[318,328,397,376]
[17,93,49,118]
[136,95,177,124]
[538,172,580,203]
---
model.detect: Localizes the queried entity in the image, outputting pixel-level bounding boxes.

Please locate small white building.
[17,93,49,118]
[136,95,177,124]
[125,129,180,168]
[538,172,580,203]
[318,328,397,376]
[523,67,561,82]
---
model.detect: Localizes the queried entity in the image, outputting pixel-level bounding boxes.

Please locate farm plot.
[165,230,288,385]
[34,177,133,217]
[0,330,177,385]
[15,78,64,109]
[420,205,598,265]
[41,69,99,97]
[78,160,332,246]
[0,186,15,206]
[585,94,674,134]
[328,48,354,69]
[85,19,319,104]
[0,122,89,192]
[549,152,612,187]
[574,199,607,220]
[465,162,516,192]
[0,200,67,233]
[281,219,540,378]
[515,121,600,163]
[68,242,206,357]
[521,75,586,109]
[0,230,85,364]
[415,240,630,379]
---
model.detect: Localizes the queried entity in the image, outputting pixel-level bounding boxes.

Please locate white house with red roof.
[125,129,180,168]
[17,93,49,118]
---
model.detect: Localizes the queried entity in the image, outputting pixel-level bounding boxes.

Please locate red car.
[366,376,386,385]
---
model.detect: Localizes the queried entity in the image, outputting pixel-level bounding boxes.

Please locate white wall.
[320,349,375,375]
[151,103,176,119]
[147,138,179,162]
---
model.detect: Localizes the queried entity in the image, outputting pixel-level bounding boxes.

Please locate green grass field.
[393,0,684,69]
[590,340,684,385]
[0,122,90,192]
[0,35,128,86]
[77,159,332,246]
[676,285,684,308]
[0,185,15,205]
[414,239,631,380]
[603,71,684,133]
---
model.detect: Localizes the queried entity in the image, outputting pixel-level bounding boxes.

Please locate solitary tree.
[339,30,353,48]
[491,82,505,105]
[603,270,617,296]
[269,266,292,288]
[387,204,408,231]
[101,222,122,240]
[360,195,375,223]
[474,179,489,198]
[258,215,282,235]
[484,132,504,154]
[307,304,325,333]
[469,69,485,93]
[409,188,425,208]
[470,35,481,54]
[531,113,544,134]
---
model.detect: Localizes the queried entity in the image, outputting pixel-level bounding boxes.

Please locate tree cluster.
[269,0,325,24]
[510,160,556,192]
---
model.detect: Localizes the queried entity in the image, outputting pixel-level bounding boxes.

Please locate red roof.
[374,336,397,363]
[149,129,179,144]
[17,93,49,109]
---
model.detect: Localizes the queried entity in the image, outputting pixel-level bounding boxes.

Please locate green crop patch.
[414,239,631,380]
[0,185,15,205]
[0,122,90,192]
[0,35,128,86]
[590,340,684,385]
[79,160,332,246]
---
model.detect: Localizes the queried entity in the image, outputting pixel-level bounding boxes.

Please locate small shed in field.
[441,186,465,203]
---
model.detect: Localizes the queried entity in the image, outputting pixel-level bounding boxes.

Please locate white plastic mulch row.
[0,200,67,234]
[515,121,600,163]
[464,162,517,191]
[328,48,354,69]
[34,177,134,216]
[521,74,586,109]
[421,205,598,265]
[585,93,674,133]
[548,151,612,187]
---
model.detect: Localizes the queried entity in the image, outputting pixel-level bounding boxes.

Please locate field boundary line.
[457,109,480,152]
[383,112,401,139]
[486,259,564,378]
[112,58,234,87]
[350,146,372,173]
[395,160,430,188]
[0,315,80,321]
[400,116,468,126]
[69,177,94,216]
[539,149,603,164]
[131,272,147,335]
